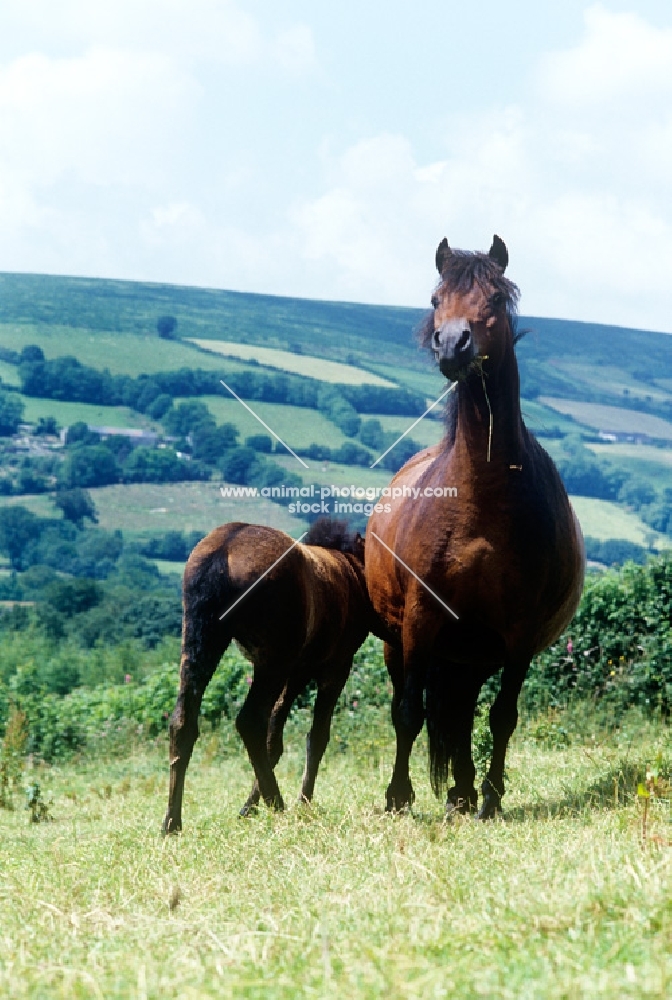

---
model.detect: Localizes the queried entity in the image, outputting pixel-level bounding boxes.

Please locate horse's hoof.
[385,793,414,813]
[162,816,181,836]
[476,797,501,821]
[239,801,259,818]
[443,798,474,822]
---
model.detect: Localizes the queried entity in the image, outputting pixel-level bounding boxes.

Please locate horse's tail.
[181,528,244,677]
[424,659,455,797]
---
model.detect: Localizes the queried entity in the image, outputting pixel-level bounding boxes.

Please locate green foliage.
[555,435,626,500]
[122,445,207,484]
[53,487,98,526]
[0,387,24,436]
[157,315,177,339]
[317,385,361,437]
[60,443,120,488]
[583,536,648,566]
[245,433,273,453]
[0,505,43,570]
[526,554,672,714]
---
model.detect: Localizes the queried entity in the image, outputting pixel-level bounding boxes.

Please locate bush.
[525,555,672,714]
[0,389,24,436]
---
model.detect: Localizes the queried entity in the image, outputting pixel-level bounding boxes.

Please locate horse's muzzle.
[435,320,475,380]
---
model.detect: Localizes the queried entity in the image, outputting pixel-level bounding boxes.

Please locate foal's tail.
[424,660,455,797]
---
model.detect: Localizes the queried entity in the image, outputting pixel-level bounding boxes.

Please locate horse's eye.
[431,296,439,309]
[491,292,504,309]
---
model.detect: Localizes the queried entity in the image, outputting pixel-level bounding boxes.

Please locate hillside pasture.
[540,398,672,441]
[86,482,305,537]
[176,396,351,451]
[549,361,672,405]
[189,339,396,387]
[521,399,592,437]
[0,359,20,387]
[569,496,671,548]
[0,483,304,537]
[0,324,249,377]
[588,443,672,491]
[1,717,670,999]
[18,396,153,431]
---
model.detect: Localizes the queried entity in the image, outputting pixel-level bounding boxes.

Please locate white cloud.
[540,4,672,104]
[0,48,197,188]
[285,12,672,332]
[0,0,316,73]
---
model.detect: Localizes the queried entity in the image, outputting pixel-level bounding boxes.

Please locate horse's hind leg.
[236,672,288,812]
[239,678,301,816]
[163,632,230,835]
[477,661,527,820]
[300,659,351,803]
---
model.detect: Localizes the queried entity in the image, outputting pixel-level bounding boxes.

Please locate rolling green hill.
[2,269,672,557]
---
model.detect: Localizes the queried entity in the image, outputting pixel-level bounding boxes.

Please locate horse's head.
[422,236,520,382]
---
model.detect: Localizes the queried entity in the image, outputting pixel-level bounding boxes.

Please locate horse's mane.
[416,250,521,354]
[304,518,363,557]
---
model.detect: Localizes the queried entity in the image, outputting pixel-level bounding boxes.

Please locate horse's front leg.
[444,671,480,817]
[386,643,425,812]
[477,661,528,820]
[300,656,351,803]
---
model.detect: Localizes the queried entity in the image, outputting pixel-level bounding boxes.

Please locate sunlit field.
[2,710,670,999]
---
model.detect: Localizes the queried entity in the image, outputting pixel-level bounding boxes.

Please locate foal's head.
[419,236,520,382]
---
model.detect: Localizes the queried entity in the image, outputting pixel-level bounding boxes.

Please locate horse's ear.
[435,238,451,275]
[488,234,508,272]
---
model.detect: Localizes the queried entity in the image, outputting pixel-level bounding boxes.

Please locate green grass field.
[540,398,672,441]
[550,361,672,405]
[179,396,350,450]
[0,324,250,377]
[1,710,670,999]
[0,359,20,387]
[18,396,155,431]
[0,483,305,537]
[569,497,671,548]
[189,339,396,387]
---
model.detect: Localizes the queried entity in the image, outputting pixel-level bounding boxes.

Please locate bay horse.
[365,235,585,819]
[163,519,372,833]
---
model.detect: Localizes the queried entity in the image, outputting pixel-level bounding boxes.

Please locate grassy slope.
[179,396,350,450]
[189,339,396,386]
[1,717,670,999]
[540,398,672,440]
[569,497,671,548]
[2,270,672,544]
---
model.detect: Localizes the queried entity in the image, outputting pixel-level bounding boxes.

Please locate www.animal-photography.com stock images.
[1,3,671,998]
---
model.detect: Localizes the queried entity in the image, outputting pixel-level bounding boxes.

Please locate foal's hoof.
[238,802,259,818]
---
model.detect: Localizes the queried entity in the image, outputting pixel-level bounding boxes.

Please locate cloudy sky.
[0,1,671,332]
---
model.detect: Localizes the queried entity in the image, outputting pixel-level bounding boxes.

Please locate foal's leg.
[299,658,351,803]
[239,677,303,816]
[477,661,528,820]
[163,631,230,835]
[386,644,425,812]
[236,671,288,812]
